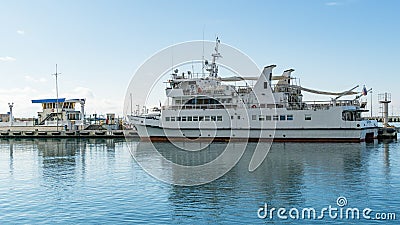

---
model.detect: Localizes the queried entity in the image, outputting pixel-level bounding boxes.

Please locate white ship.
[130,39,378,142]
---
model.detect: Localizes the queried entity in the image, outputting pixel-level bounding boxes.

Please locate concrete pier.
[0,130,138,139]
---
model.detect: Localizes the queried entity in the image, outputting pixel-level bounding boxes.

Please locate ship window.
[231,115,234,119]
[259,115,265,121]
[176,117,181,121]
[205,116,210,121]
[264,82,268,89]
[287,115,293,120]
[176,100,181,104]
[165,117,170,121]
[211,116,216,121]
[305,114,312,121]
[187,116,192,121]
[280,115,286,121]
[237,115,241,119]
[217,116,222,121]
[68,113,80,120]
[199,116,204,121]
[252,115,256,120]
[171,117,176,121]
[182,116,187,121]
[193,116,198,121]
[266,115,272,121]
[342,111,359,121]
[273,115,279,121]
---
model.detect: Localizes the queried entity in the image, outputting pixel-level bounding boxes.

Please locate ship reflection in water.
[0,139,399,224]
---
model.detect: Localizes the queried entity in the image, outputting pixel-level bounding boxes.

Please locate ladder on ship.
[39,113,56,125]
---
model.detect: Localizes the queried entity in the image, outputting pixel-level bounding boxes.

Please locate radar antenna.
[206,37,222,78]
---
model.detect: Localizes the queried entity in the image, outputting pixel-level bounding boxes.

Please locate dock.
[0,130,139,139]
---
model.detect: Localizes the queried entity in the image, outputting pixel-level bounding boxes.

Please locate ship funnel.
[283,69,295,77]
[278,69,294,85]
[262,65,276,81]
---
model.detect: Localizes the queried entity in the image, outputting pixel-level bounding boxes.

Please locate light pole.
[8,102,14,126]
[52,64,61,131]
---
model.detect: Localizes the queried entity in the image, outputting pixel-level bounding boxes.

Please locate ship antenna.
[202,26,205,77]
[191,60,195,78]
[171,43,174,78]
[209,36,222,78]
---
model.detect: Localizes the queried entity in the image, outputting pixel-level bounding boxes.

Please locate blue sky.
[1,0,399,117]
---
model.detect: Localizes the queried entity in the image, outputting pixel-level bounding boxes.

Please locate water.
[0,138,399,224]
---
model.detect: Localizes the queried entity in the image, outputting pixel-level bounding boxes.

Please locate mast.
[53,64,61,131]
[370,90,373,117]
[130,93,133,116]
[206,37,222,78]
[202,26,205,76]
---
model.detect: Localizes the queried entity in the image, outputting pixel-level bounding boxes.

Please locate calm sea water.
[0,138,399,224]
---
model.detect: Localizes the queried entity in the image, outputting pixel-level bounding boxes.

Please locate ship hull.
[134,124,377,143]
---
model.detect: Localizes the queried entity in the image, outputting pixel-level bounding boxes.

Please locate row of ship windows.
[175,99,232,104]
[251,115,312,121]
[252,115,294,121]
[165,114,312,122]
[165,116,223,122]
[165,114,311,121]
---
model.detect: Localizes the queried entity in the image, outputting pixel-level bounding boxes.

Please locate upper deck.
[160,38,368,116]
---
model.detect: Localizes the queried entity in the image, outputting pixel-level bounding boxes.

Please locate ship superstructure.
[32,98,86,130]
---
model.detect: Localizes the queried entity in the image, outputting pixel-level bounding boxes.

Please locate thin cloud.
[64,86,95,99]
[17,30,25,35]
[326,2,340,6]
[0,87,40,117]
[0,56,16,62]
[63,86,122,115]
[24,75,47,83]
